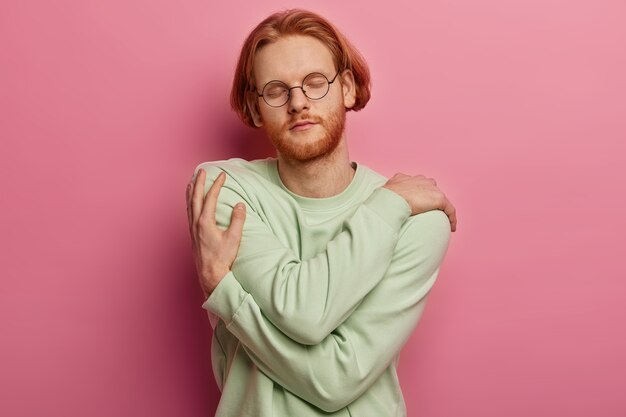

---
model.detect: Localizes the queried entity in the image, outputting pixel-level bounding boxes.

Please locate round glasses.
[256,70,340,107]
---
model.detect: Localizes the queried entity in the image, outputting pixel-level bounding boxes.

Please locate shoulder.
[191,157,266,181]
[190,158,286,212]
[354,162,388,189]
[397,209,452,262]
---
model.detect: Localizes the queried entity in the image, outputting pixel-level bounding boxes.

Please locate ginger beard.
[264,105,346,163]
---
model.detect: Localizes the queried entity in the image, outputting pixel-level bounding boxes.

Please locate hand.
[383,173,457,232]
[186,168,247,298]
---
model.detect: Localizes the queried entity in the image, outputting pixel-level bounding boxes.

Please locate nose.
[287,87,310,114]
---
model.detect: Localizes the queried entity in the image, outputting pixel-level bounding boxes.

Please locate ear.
[246,90,264,128]
[340,69,357,109]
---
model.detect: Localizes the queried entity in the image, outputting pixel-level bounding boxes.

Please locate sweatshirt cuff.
[202,270,249,326]
[362,187,411,231]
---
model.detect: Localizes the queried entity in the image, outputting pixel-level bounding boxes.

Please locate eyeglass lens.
[262,73,332,107]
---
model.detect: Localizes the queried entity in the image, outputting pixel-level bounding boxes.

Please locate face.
[248,35,356,163]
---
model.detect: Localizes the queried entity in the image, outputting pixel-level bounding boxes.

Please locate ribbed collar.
[266,157,366,211]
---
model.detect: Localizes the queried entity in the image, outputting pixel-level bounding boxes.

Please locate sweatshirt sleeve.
[204,208,451,413]
[192,163,412,345]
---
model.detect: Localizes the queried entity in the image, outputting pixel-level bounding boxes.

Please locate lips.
[289,120,317,130]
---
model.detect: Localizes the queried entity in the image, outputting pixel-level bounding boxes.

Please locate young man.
[186,9,457,417]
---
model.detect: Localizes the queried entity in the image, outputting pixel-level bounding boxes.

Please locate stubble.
[265,106,346,163]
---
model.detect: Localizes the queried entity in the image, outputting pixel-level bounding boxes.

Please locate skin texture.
[186,170,246,297]
[250,35,351,166]
[264,103,346,164]
[186,34,458,295]
[247,35,358,199]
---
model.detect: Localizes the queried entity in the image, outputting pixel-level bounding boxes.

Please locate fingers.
[441,197,457,232]
[186,181,193,231]
[190,168,207,227]
[202,171,226,226]
[225,203,246,245]
[391,173,437,189]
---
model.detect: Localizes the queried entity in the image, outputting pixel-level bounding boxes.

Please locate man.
[186,8,457,417]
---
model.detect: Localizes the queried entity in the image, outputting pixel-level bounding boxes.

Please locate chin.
[275,133,342,162]
[267,108,346,162]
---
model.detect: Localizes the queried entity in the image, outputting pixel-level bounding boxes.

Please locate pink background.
[1,0,625,416]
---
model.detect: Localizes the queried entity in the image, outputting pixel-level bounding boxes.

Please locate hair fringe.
[230,9,371,128]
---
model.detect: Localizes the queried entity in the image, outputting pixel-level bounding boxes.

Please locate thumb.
[225,203,246,244]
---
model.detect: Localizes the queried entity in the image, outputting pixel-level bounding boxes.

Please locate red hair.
[230,9,371,128]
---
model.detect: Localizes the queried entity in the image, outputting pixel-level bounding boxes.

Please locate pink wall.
[2,0,625,416]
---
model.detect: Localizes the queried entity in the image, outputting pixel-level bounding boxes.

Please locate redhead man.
[186,8,457,417]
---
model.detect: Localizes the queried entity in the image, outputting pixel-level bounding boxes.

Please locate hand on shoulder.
[383,173,457,232]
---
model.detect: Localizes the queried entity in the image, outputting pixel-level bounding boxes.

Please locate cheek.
[320,94,345,116]
[259,108,283,125]
[260,110,290,133]
[329,87,347,108]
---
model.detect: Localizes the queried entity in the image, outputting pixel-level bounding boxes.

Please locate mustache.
[284,114,323,130]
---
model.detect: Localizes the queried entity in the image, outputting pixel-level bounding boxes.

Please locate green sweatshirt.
[190,157,451,417]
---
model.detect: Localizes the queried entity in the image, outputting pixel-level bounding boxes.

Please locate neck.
[276,136,355,198]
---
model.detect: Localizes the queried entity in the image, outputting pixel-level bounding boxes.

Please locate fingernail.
[236,203,245,210]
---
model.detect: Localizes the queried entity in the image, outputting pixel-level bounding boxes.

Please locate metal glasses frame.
[255,69,341,107]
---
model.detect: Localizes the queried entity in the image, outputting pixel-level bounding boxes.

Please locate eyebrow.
[259,69,333,86]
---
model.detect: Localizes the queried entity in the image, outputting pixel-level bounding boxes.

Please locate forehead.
[253,35,336,85]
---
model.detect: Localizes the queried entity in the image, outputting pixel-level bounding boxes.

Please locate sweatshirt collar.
[266,157,365,211]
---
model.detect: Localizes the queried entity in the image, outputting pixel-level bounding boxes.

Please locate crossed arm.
[191,163,451,412]
[192,163,413,344]
[204,206,450,412]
